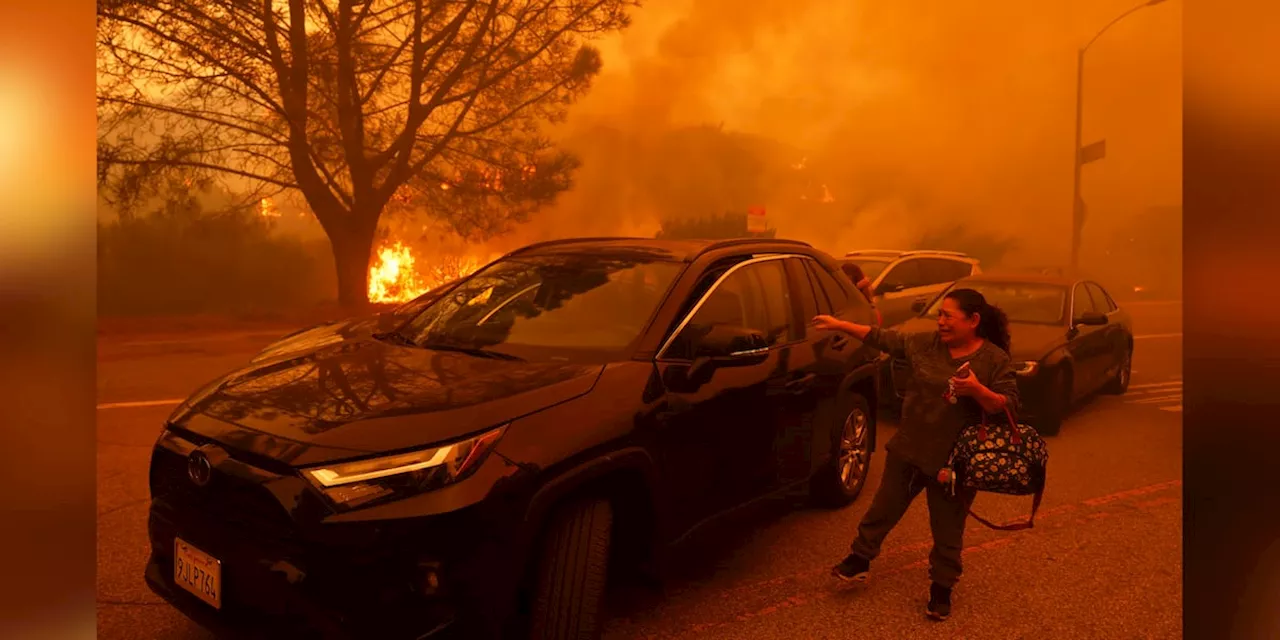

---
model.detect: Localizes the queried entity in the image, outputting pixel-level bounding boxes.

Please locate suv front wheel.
[529,498,613,640]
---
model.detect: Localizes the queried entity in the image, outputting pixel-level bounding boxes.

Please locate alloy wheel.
[839,408,870,490]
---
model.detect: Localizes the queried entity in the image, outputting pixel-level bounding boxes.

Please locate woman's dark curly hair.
[943,288,1011,354]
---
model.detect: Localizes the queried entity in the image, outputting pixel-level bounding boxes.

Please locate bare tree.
[97,0,635,308]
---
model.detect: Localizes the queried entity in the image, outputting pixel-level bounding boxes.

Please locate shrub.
[98,200,332,316]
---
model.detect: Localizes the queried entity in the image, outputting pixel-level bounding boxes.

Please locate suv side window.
[1086,282,1116,312]
[879,259,925,292]
[919,258,972,284]
[802,261,833,315]
[786,258,820,320]
[808,259,871,320]
[1072,283,1099,316]
[752,260,800,343]
[809,262,851,311]
[664,260,787,360]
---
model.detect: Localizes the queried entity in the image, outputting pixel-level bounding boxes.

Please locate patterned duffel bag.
[940,407,1049,531]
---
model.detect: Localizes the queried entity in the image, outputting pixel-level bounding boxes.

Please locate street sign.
[1079,139,1107,164]
[747,206,767,232]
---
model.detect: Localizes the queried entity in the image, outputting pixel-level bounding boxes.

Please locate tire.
[1103,344,1133,395]
[529,499,613,640]
[812,393,874,507]
[1037,367,1070,437]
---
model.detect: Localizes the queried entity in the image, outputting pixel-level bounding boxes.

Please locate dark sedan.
[144,237,883,639]
[887,274,1134,435]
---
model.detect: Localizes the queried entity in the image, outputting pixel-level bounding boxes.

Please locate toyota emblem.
[187,450,213,487]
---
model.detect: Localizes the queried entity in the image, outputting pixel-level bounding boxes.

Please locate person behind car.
[811,287,1018,621]
[840,262,881,325]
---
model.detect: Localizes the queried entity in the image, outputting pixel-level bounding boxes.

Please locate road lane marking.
[1128,380,1181,390]
[1134,332,1182,340]
[1122,300,1181,306]
[1131,395,1182,404]
[1131,384,1177,394]
[1160,405,1183,412]
[97,399,185,410]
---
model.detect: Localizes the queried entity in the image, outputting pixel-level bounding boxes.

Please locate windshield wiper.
[418,341,524,361]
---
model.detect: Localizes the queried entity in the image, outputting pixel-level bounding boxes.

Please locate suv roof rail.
[901,249,972,258]
[701,237,812,254]
[844,249,972,259]
[501,236,657,258]
[844,249,909,257]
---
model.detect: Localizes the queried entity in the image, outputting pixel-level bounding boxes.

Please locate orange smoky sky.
[500,0,1180,268]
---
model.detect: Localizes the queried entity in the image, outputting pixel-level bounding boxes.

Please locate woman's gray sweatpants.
[849,451,973,588]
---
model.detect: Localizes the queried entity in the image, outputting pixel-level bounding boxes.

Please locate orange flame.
[259,198,280,217]
[368,241,484,303]
[368,242,428,303]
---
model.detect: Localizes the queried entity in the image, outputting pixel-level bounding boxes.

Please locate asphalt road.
[96,300,1182,639]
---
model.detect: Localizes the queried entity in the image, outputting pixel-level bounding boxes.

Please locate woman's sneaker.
[831,554,870,582]
[926,583,952,620]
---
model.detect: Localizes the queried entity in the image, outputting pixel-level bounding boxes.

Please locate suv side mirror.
[694,324,769,362]
[1073,311,1108,327]
[679,325,768,385]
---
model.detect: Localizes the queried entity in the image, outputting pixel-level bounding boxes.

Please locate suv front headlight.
[302,424,508,510]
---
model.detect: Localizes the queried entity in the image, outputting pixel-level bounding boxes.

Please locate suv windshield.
[846,259,891,282]
[926,282,1068,325]
[398,252,684,357]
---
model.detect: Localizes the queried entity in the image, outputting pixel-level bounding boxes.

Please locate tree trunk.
[326,219,378,310]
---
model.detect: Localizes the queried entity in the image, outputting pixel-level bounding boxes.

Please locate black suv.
[144,237,882,639]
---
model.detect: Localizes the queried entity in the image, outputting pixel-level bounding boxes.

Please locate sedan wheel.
[1036,368,1069,437]
[812,393,874,507]
[1104,347,1133,395]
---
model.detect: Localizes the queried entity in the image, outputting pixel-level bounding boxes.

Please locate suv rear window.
[919,258,972,284]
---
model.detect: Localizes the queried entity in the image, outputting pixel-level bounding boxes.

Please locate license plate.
[174,538,222,609]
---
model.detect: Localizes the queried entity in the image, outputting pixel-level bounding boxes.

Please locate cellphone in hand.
[944,362,972,404]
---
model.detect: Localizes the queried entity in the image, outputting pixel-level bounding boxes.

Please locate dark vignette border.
[1184,1,1280,638]
[0,0,97,637]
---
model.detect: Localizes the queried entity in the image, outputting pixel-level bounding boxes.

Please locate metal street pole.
[1069,0,1168,271]
[1070,47,1085,271]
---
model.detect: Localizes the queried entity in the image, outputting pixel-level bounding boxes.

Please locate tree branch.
[108,158,297,189]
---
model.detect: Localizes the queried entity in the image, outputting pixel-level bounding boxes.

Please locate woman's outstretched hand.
[812,315,845,333]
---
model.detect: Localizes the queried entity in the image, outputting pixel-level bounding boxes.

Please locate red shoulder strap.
[963,464,1047,532]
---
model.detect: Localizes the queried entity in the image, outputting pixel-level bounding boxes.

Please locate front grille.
[151,447,297,542]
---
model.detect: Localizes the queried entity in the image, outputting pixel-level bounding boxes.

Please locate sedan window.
[927,282,1068,325]
[1072,283,1100,316]
[1086,282,1117,312]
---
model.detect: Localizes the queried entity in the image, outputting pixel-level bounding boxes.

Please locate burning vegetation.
[367,242,484,304]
